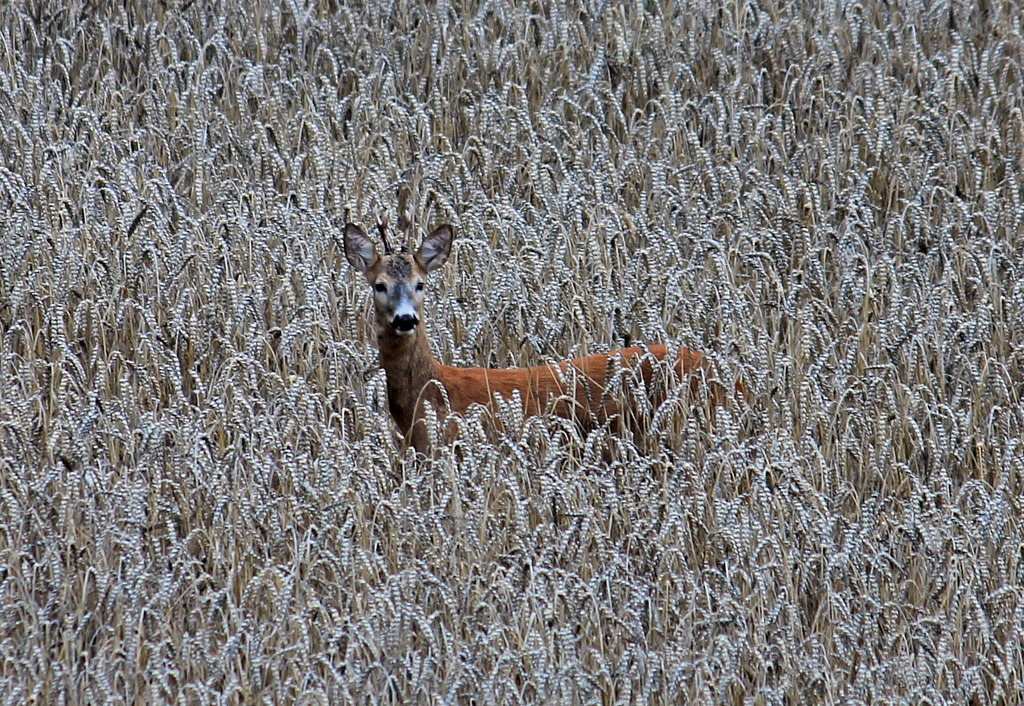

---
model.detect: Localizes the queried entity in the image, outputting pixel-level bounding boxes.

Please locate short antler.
[376,209,392,254]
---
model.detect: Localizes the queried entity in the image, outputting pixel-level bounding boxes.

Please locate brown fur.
[381,334,738,450]
[345,220,742,452]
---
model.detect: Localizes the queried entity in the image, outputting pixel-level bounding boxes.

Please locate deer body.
[345,217,736,452]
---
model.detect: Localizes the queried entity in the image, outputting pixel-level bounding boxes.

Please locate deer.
[343,203,742,453]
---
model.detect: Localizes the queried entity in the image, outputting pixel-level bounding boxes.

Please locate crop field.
[2,0,1023,703]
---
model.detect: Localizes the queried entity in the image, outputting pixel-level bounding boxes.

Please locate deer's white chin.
[381,325,417,338]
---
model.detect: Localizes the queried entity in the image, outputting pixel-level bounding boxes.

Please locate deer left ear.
[416,225,454,273]
[344,223,380,274]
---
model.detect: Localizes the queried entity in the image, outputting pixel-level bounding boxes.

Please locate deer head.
[343,219,454,339]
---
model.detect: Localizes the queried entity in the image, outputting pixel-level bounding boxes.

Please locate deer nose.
[392,314,419,332]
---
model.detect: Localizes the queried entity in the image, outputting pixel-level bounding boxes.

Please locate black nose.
[392,314,418,332]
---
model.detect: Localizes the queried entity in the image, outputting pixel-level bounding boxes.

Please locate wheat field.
[1,0,1022,703]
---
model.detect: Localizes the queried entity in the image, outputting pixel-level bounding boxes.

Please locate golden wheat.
[1,0,1022,703]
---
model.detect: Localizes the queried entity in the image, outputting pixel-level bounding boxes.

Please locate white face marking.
[392,288,418,334]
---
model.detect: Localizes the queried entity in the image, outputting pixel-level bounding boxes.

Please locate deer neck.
[376,325,440,434]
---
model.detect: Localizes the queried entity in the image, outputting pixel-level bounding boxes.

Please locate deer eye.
[415,282,425,292]
[374,283,387,294]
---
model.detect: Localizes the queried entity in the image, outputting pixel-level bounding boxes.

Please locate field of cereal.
[1,1,1022,703]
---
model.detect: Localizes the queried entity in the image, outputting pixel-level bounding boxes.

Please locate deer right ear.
[416,224,454,273]
[343,223,379,274]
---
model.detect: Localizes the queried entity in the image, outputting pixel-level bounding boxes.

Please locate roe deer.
[344,211,741,452]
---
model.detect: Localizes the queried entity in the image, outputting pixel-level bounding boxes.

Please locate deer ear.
[343,223,379,274]
[416,225,453,273]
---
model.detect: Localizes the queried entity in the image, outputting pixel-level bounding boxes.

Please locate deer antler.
[375,209,392,254]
